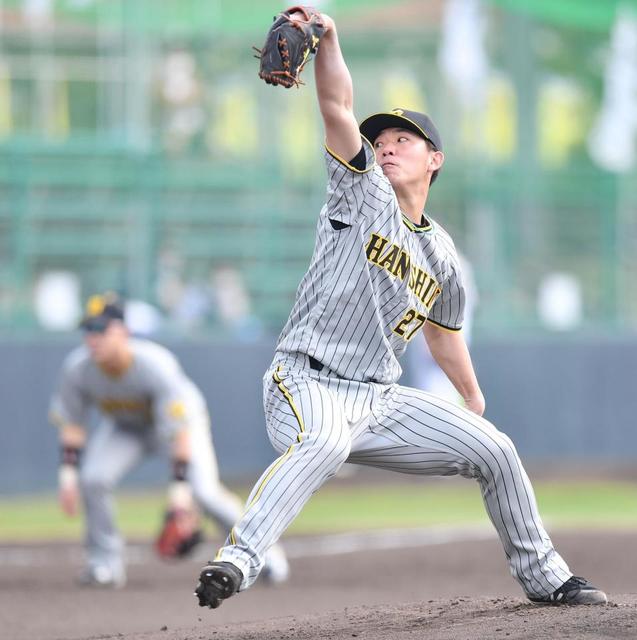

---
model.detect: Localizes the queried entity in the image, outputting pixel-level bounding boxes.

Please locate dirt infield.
[1,529,635,640]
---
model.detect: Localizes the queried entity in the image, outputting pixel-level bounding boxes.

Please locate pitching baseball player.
[50,293,289,588]
[195,8,606,608]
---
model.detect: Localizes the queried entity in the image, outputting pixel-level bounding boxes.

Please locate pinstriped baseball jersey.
[275,138,465,384]
[50,338,206,437]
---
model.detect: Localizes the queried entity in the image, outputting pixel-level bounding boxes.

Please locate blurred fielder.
[50,292,288,588]
[194,7,606,609]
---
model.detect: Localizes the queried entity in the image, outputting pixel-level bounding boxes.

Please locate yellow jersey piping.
[401,213,433,233]
[325,136,375,174]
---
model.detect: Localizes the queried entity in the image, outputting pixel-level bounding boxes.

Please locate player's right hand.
[58,464,80,516]
[463,391,486,417]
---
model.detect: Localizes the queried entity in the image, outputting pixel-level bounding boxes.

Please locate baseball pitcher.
[194,7,606,609]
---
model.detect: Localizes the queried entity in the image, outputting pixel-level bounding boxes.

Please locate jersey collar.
[401,213,433,234]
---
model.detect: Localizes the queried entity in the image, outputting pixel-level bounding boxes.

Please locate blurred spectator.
[438,0,488,109]
[588,7,637,173]
[211,264,263,341]
[157,49,205,154]
[124,298,164,336]
[172,281,213,331]
[155,247,186,316]
[155,249,262,337]
[33,271,82,331]
[23,0,52,26]
[537,272,582,331]
[155,248,212,331]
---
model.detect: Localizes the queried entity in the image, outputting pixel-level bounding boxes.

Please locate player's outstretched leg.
[352,384,607,605]
[79,420,142,588]
[195,373,351,605]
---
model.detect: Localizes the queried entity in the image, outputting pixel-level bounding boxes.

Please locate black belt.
[308,355,324,372]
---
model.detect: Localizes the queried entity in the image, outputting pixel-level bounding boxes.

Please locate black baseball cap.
[79,292,125,332]
[359,108,443,151]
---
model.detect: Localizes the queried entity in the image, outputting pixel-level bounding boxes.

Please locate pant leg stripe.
[242,370,306,512]
[273,368,306,435]
[245,444,296,512]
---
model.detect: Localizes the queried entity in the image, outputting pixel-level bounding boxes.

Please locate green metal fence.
[0,1,635,336]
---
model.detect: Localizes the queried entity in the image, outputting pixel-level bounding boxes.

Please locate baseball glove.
[254,5,326,88]
[155,507,203,559]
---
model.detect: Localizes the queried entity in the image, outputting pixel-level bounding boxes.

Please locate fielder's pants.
[80,411,242,575]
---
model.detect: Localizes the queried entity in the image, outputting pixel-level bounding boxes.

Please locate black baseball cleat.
[528,576,607,605]
[194,561,243,609]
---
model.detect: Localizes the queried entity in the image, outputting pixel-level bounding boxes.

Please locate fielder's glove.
[155,481,203,559]
[155,506,203,559]
[254,5,326,88]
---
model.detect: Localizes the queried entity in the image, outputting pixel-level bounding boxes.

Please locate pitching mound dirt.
[103,595,637,640]
[2,530,634,640]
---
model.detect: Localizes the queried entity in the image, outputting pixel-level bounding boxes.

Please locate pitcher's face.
[373,127,442,189]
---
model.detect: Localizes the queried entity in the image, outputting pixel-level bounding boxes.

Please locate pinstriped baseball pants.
[215,355,572,598]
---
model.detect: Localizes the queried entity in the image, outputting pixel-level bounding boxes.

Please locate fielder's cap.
[359,108,443,151]
[79,292,125,332]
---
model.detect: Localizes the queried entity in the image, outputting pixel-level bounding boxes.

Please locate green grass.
[1,480,635,543]
[286,480,637,533]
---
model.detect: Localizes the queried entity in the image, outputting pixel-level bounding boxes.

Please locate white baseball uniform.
[215,139,572,599]
[50,338,286,582]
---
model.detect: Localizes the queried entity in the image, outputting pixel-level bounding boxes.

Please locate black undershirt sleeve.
[349,146,366,171]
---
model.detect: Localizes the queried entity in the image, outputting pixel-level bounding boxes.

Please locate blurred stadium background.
[1,0,637,500]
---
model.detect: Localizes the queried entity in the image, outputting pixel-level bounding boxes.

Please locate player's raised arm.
[313,14,362,162]
[255,6,361,162]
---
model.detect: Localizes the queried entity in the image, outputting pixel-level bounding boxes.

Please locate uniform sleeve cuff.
[324,136,375,174]
[426,318,463,332]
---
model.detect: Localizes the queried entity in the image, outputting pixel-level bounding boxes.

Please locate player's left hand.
[254,5,326,88]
